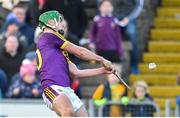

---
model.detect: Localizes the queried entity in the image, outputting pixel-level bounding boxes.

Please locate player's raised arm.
[64,42,103,62]
[64,42,113,70]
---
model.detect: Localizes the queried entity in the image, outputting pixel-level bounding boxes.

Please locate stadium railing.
[166,99,180,117]
[97,100,161,117]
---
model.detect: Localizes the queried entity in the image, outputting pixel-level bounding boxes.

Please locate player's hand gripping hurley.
[102,60,131,89]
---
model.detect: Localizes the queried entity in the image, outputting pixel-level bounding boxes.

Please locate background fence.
[97,101,160,117]
[0,99,178,117]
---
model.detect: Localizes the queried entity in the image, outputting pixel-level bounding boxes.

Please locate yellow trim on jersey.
[62,51,73,64]
[51,32,69,49]
[36,49,42,71]
[67,60,73,64]
[52,32,67,42]
[60,41,69,49]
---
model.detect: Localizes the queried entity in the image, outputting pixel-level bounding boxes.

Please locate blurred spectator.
[93,74,127,117]
[0,0,21,25]
[42,0,87,38]
[0,17,28,50]
[10,4,35,45]
[6,59,42,98]
[113,0,144,74]
[0,35,25,83]
[25,51,40,80]
[0,69,8,98]
[131,80,153,101]
[10,50,39,87]
[26,0,45,26]
[130,80,154,116]
[89,0,124,75]
[89,0,124,61]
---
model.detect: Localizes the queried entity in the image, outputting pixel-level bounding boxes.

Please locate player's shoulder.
[93,15,101,22]
[38,32,55,40]
[52,32,67,42]
[36,32,58,46]
[42,32,67,41]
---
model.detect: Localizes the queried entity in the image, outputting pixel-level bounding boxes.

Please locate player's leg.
[63,86,87,117]
[74,105,88,117]
[45,85,85,116]
[52,93,74,117]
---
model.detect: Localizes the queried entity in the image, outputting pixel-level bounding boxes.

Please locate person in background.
[6,59,42,98]
[112,0,144,74]
[130,80,155,116]
[42,0,87,39]
[93,74,127,117]
[10,51,39,86]
[11,4,34,45]
[0,17,28,50]
[25,51,40,80]
[131,80,153,102]
[0,35,25,83]
[89,0,124,77]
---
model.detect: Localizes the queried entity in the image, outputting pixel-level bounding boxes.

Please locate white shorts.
[42,85,83,112]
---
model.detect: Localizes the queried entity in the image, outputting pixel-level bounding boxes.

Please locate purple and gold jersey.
[36,32,72,89]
